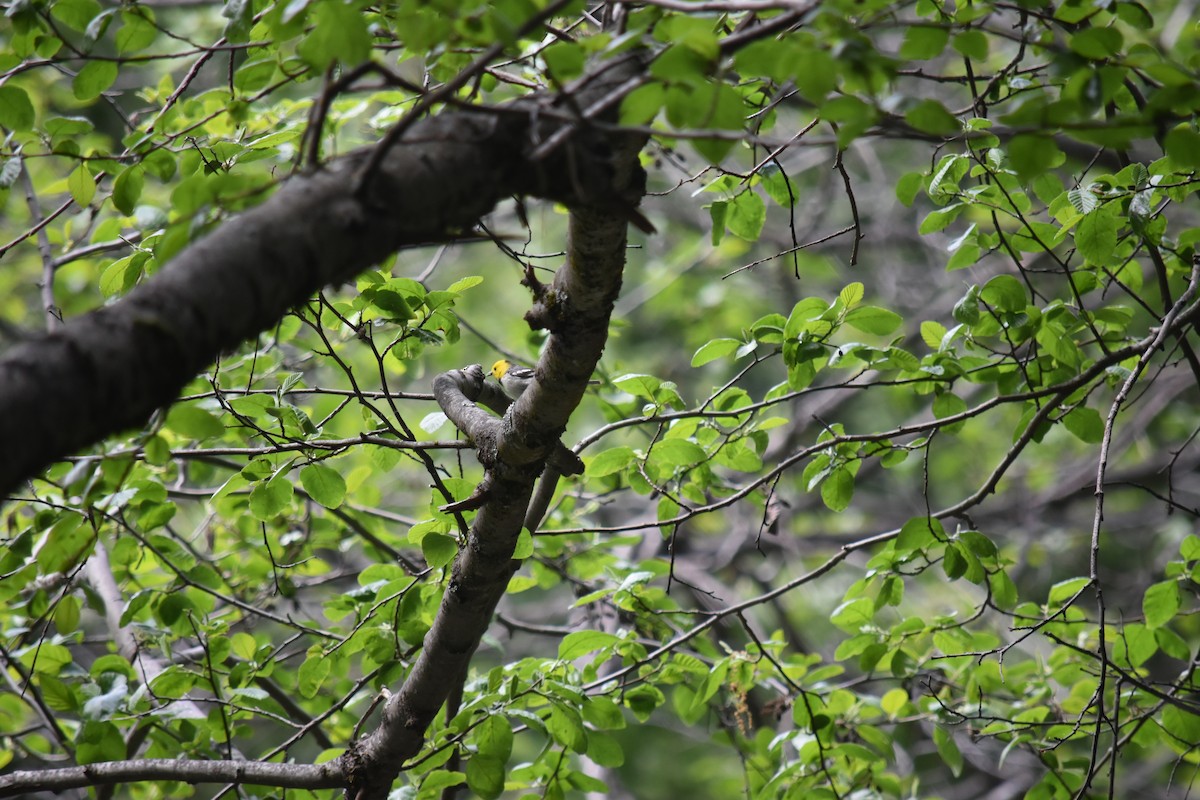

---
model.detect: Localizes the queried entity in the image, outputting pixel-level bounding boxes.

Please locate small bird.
[491,359,537,399]
[491,359,599,400]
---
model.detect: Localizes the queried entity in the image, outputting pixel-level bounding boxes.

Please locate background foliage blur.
[2,0,1200,797]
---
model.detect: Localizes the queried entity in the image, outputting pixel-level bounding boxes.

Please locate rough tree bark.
[0,54,645,497]
[347,123,644,796]
[0,53,647,799]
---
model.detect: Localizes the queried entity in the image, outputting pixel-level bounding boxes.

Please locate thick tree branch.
[84,540,207,722]
[0,52,647,800]
[0,759,345,797]
[0,54,647,497]
[344,90,647,800]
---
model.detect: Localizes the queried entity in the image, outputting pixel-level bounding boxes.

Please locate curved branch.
[344,77,648,800]
[0,53,648,497]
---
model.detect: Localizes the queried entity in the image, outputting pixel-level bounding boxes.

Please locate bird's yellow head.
[490,359,512,380]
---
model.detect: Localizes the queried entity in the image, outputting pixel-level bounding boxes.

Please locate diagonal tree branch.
[344,88,647,800]
[0,53,647,497]
[0,52,648,800]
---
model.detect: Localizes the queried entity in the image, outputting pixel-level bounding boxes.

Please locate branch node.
[439,474,494,514]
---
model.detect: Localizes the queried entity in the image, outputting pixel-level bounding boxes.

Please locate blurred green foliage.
[3,0,1200,798]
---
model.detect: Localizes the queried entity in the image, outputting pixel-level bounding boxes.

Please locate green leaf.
[899,26,949,60]
[111,165,145,215]
[821,95,879,147]
[733,39,789,82]
[421,533,458,568]
[1075,209,1118,265]
[881,688,910,718]
[77,721,125,764]
[1115,622,1157,667]
[844,306,902,335]
[297,0,371,71]
[830,597,873,633]
[1069,27,1123,59]
[989,570,1018,611]
[249,476,294,521]
[980,274,1026,312]
[896,172,924,206]
[620,83,664,126]
[920,320,947,349]
[942,541,967,579]
[465,755,505,800]
[1048,577,1089,607]
[165,404,225,440]
[726,190,765,241]
[896,516,944,552]
[1143,580,1181,629]
[475,716,513,761]
[547,705,588,752]
[1163,705,1200,743]
[1007,135,1064,181]
[68,164,96,207]
[1164,126,1200,169]
[37,515,92,578]
[586,730,625,767]
[0,86,35,131]
[542,41,585,81]
[946,243,980,271]
[919,204,965,234]
[300,463,346,509]
[38,674,76,712]
[235,59,279,93]
[1063,406,1104,443]
[1066,187,1100,215]
[762,167,798,208]
[99,254,146,297]
[512,528,533,559]
[231,632,258,660]
[581,696,626,730]
[223,0,254,42]
[932,392,966,422]
[1181,534,1200,562]
[53,594,81,636]
[586,446,636,478]
[709,201,727,245]
[692,338,742,366]
[905,99,959,136]
[51,0,102,31]
[933,725,964,777]
[820,467,854,512]
[791,46,837,100]
[137,502,176,531]
[116,10,157,54]
[624,684,664,722]
[73,60,118,101]
[613,373,662,400]
[559,630,619,660]
[447,275,483,293]
[297,647,331,698]
[952,30,989,59]
[1155,626,1190,660]
[45,116,94,141]
[421,771,466,794]
[648,439,706,468]
[838,282,864,309]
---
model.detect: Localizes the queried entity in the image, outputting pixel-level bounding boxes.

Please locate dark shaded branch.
[0,53,647,496]
[343,74,647,800]
[0,50,648,800]
[0,760,345,798]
